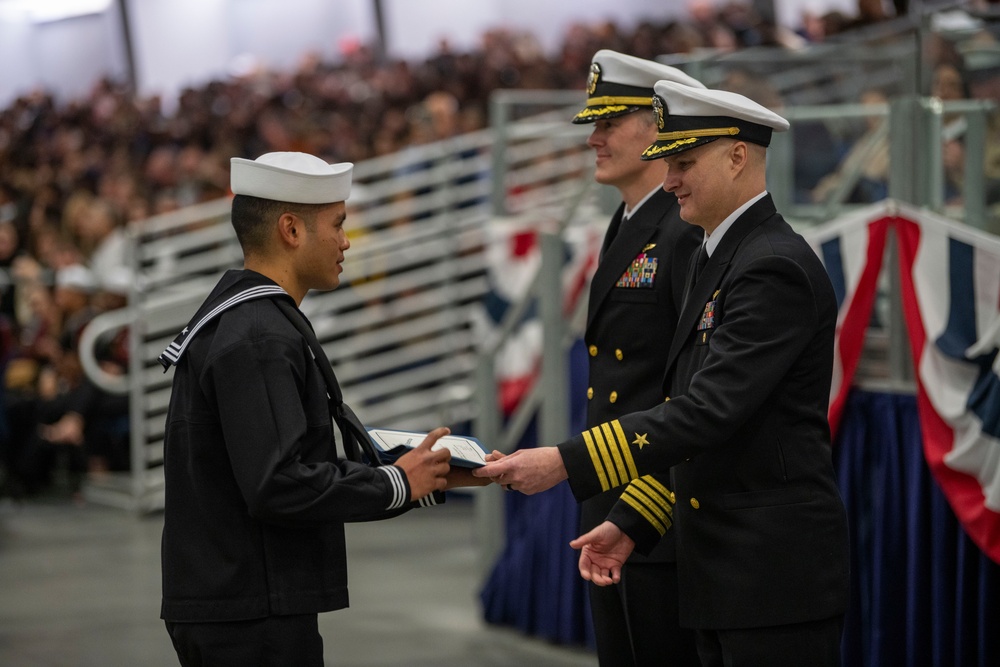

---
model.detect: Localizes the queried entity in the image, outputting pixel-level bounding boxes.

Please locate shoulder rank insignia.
[617,253,658,288]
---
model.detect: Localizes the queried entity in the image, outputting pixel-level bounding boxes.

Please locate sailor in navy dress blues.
[570,49,703,667]
[158,152,486,667]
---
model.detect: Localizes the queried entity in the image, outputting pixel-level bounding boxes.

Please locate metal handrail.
[77,306,134,395]
[78,76,1000,518]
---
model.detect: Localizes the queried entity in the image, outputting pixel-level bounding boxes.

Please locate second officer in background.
[571,50,703,667]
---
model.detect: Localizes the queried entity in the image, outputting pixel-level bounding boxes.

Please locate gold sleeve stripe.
[590,426,622,488]
[589,426,621,488]
[586,95,652,107]
[639,475,675,505]
[634,478,674,518]
[625,485,672,529]
[582,430,611,492]
[600,422,630,485]
[611,420,639,480]
[622,491,668,535]
[625,482,674,526]
[655,127,741,140]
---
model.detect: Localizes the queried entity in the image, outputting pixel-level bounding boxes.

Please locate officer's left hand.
[570,521,635,586]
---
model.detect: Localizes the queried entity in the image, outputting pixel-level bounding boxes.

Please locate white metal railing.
[80,68,999,512]
[667,28,920,105]
[79,99,604,512]
[767,98,998,233]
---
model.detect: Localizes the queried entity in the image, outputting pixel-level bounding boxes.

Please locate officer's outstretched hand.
[472,447,567,494]
[394,427,452,500]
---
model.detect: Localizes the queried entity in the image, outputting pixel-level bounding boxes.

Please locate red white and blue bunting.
[806,201,1000,564]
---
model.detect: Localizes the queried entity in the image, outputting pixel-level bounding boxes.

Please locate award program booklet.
[366,427,490,468]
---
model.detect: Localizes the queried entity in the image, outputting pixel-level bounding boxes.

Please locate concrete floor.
[0,492,597,667]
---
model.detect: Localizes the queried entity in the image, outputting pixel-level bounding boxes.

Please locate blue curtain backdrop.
[480,339,594,648]
[480,349,1000,665]
[835,390,1000,667]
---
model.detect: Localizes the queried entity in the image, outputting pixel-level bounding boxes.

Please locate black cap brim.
[572,104,645,124]
[641,136,721,160]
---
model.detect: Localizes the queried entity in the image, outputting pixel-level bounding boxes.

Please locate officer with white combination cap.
[476,85,850,666]
[569,49,703,667]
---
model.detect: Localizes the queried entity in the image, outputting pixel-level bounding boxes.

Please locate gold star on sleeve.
[632,433,649,448]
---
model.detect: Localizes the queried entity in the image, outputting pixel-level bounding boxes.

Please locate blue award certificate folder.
[366,427,490,468]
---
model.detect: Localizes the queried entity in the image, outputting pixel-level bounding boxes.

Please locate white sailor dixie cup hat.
[572,49,705,124]
[641,81,790,160]
[230,152,353,204]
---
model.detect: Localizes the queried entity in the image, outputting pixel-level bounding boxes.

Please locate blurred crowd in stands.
[0,1,998,501]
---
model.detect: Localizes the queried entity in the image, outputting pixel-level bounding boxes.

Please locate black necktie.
[679,243,709,315]
[693,243,709,285]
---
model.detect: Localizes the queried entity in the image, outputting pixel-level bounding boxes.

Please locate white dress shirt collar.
[622,186,663,221]
[703,191,768,257]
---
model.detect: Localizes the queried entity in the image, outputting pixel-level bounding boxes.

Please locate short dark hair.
[230,195,325,255]
[636,108,657,128]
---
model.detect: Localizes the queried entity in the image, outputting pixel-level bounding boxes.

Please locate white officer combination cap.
[641,80,790,160]
[572,49,705,124]
[230,152,353,204]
